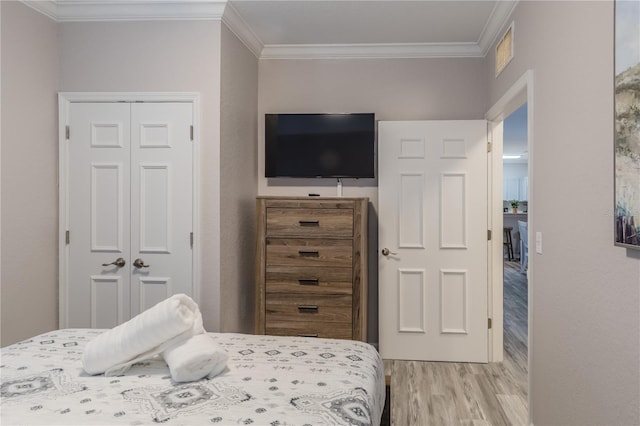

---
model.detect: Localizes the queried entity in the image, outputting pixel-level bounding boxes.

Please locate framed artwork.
[614,0,640,249]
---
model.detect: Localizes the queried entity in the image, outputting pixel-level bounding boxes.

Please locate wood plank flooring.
[384,261,528,425]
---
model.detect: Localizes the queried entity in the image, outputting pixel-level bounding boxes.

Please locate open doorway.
[503,103,529,268]
[502,102,529,410]
[486,70,534,423]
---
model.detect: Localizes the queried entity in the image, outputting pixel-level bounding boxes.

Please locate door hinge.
[488,318,493,329]
[190,125,194,141]
[65,126,70,140]
[488,229,492,240]
[65,230,70,245]
[190,232,194,248]
[487,142,492,153]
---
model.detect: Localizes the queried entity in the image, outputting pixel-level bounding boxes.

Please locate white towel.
[82,294,204,376]
[162,333,228,382]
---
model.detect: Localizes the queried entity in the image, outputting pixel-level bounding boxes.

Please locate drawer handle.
[298,333,319,338]
[298,305,319,313]
[299,220,320,227]
[298,279,320,286]
[298,251,319,257]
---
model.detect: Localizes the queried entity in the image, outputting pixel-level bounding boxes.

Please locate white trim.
[261,42,484,60]
[21,0,58,20]
[58,92,202,328]
[58,95,71,327]
[486,71,531,121]
[486,119,504,362]
[222,2,264,58]
[58,92,201,103]
[190,95,202,305]
[22,0,226,22]
[485,69,533,425]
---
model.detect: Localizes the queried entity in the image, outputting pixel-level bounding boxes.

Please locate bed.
[1,329,385,425]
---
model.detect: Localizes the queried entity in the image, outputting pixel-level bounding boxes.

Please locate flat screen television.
[265,113,376,178]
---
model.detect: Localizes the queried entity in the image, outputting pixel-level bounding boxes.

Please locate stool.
[503,226,514,261]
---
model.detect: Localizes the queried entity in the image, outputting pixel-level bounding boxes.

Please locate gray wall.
[486,1,640,424]
[220,24,259,333]
[258,57,488,343]
[2,10,258,339]
[1,2,59,346]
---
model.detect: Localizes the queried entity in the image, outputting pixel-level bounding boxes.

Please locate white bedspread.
[1,329,385,425]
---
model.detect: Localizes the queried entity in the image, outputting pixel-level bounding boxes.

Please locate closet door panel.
[129,103,193,317]
[67,103,132,328]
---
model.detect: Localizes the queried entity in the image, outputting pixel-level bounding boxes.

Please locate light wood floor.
[384,261,528,425]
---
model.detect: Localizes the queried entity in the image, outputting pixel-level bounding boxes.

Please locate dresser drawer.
[266,208,353,237]
[266,294,353,324]
[266,238,352,267]
[266,323,353,340]
[266,266,353,295]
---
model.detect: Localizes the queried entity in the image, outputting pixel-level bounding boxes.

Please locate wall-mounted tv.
[265,113,376,178]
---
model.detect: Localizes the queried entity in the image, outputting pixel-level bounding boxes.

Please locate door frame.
[58,92,201,327]
[485,70,533,420]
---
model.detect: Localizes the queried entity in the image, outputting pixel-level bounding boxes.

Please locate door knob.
[133,258,150,269]
[381,248,397,256]
[102,257,126,268]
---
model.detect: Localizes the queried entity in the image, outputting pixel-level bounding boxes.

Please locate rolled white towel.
[162,333,228,383]
[82,294,204,376]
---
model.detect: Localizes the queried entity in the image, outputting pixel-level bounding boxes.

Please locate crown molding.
[222,2,264,58]
[20,0,517,59]
[260,42,484,60]
[21,1,58,20]
[21,0,227,22]
[477,0,518,56]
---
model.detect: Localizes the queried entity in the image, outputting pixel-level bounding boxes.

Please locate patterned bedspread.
[1,329,385,425]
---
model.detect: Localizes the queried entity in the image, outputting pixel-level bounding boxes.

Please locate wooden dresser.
[255,196,368,341]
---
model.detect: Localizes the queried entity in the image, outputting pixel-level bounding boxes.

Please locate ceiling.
[232,1,496,45]
[228,0,516,58]
[23,0,518,59]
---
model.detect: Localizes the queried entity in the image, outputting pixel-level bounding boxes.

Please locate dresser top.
[257,196,369,201]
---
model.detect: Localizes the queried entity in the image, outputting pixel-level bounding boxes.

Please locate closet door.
[65,102,194,328]
[129,103,193,315]
[68,103,132,328]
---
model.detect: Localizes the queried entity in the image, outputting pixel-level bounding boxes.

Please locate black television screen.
[265,113,375,178]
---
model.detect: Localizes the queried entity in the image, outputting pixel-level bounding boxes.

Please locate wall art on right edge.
[614,0,640,249]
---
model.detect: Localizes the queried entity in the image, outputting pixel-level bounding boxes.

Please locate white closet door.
[65,101,194,327]
[130,103,193,315]
[68,103,132,328]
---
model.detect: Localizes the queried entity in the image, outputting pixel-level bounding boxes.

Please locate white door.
[129,103,193,317]
[66,102,193,328]
[68,103,132,327]
[378,120,488,363]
